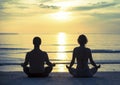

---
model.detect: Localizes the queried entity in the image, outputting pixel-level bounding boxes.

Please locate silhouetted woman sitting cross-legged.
[66,34,101,77]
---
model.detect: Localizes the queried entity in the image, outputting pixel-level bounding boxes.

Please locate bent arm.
[45,53,55,67]
[69,49,76,68]
[21,53,29,67]
[89,50,97,67]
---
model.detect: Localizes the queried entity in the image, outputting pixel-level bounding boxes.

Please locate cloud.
[0,0,6,9]
[0,6,4,9]
[38,0,53,2]
[91,13,120,20]
[39,4,60,9]
[88,12,120,33]
[0,0,28,10]
[0,0,67,20]
[69,2,117,11]
[0,11,10,20]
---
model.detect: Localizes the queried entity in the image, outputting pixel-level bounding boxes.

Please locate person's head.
[33,37,41,47]
[77,34,88,46]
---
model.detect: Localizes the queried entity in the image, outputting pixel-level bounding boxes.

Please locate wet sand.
[0,71,120,85]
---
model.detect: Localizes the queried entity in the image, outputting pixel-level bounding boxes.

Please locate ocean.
[0,33,120,72]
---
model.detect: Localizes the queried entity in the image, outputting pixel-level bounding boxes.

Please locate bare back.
[26,49,49,73]
[73,46,91,70]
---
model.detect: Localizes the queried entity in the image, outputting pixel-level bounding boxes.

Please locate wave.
[0,33,18,35]
[0,44,77,46]
[0,48,30,50]
[0,44,16,46]
[43,44,77,46]
[47,50,120,53]
[0,47,120,53]
[92,50,120,53]
[1,61,120,66]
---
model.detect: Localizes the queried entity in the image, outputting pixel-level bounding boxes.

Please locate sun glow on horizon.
[50,11,71,21]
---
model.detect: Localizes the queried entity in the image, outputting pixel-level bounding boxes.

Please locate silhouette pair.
[21,34,100,78]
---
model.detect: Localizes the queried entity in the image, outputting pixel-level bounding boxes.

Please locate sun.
[50,11,71,21]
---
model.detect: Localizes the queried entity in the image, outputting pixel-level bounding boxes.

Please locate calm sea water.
[0,33,120,72]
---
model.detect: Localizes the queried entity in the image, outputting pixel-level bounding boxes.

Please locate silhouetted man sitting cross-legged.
[21,37,55,77]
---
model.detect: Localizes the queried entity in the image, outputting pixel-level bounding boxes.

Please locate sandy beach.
[0,71,120,85]
[0,64,120,85]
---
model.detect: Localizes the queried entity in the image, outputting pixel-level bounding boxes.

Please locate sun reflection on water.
[57,32,67,61]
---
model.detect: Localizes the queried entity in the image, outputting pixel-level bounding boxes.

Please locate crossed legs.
[23,66,53,77]
[67,67,99,77]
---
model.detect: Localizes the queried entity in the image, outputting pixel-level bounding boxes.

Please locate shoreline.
[0,64,120,72]
[1,60,120,66]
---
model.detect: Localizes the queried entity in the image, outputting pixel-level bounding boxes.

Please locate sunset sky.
[0,0,120,33]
